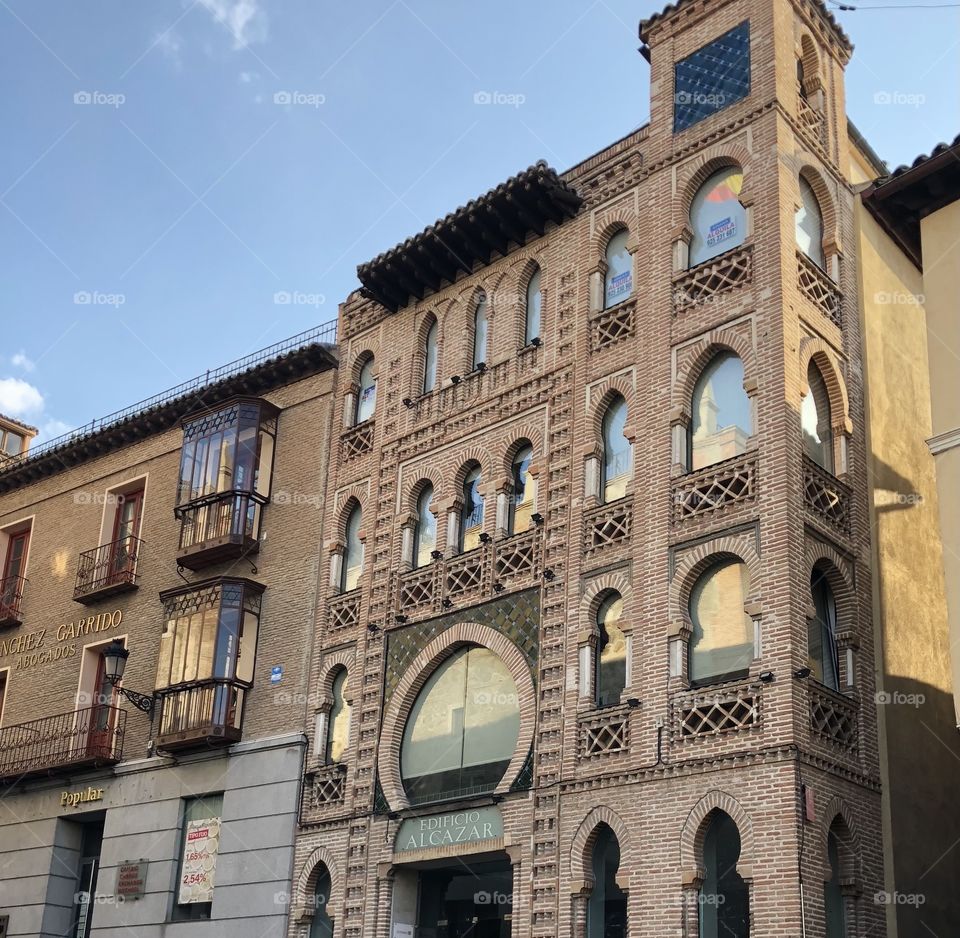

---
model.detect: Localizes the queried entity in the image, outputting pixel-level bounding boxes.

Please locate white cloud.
[155,29,184,68]
[197,0,268,49]
[0,377,44,417]
[37,418,73,443]
[11,351,35,373]
[239,70,260,83]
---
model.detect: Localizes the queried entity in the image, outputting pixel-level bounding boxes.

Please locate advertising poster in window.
[706,216,737,248]
[178,817,221,904]
[606,270,632,304]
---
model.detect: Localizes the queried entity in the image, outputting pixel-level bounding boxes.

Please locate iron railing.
[0,321,337,472]
[0,705,125,781]
[74,536,143,601]
[0,574,27,626]
[155,679,246,749]
[176,489,267,552]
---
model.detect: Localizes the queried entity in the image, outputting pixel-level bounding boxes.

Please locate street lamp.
[101,641,155,715]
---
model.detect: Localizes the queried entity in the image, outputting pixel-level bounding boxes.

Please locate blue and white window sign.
[270,665,283,685]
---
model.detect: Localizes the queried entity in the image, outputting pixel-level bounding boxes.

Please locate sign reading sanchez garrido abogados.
[395,807,503,854]
[0,609,123,671]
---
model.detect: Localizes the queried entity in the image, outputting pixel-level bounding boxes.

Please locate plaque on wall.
[116,860,148,900]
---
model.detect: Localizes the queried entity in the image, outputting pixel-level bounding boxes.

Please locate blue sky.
[1,0,957,442]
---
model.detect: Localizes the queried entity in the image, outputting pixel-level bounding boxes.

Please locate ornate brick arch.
[333,487,370,537]
[318,647,356,697]
[799,337,850,431]
[819,798,862,882]
[587,377,637,441]
[412,310,441,390]
[376,622,536,810]
[797,164,839,248]
[669,534,762,624]
[673,323,758,413]
[680,790,755,875]
[580,571,635,635]
[403,466,447,511]
[348,345,380,384]
[500,425,547,475]
[295,845,343,913]
[570,805,630,884]
[678,145,752,221]
[452,446,493,492]
[593,215,636,261]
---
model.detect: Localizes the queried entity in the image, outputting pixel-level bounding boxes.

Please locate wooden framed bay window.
[154,577,264,750]
[175,398,278,569]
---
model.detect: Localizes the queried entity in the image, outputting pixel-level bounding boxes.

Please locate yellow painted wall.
[857,194,958,936]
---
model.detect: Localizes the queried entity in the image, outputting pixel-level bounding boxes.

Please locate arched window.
[700,811,750,938]
[604,230,632,308]
[309,864,333,938]
[824,819,848,938]
[596,593,626,708]
[796,176,825,268]
[341,505,363,592]
[325,669,350,763]
[412,484,437,568]
[525,267,542,345]
[509,445,535,535]
[472,295,489,368]
[690,352,751,470]
[689,167,747,267]
[601,395,632,502]
[355,358,376,424]
[422,320,438,394]
[401,646,520,804]
[809,566,839,690]
[459,465,484,551]
[802,361,833,472]
[586,825,628,938]
[689,560,753,686]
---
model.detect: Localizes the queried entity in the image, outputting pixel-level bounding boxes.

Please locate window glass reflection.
[690,353,751,470]
[689,167,746,266]
[689,560,753,685]
[413,485,437,568]
[602,397,632,502]
[604,231,632,308]
[597,594,626,708]
[802,361,833,472]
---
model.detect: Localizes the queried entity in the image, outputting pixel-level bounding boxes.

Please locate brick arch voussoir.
[333,488,369,539]
[820,798,862,882]
[588,378,636,439]
[674,328,756,411]
[570,805,630,883]
[376,622,536,811]
[453,446,493,491]
[404,466,447,511]
[501,425,547,475]
[593,213,637,259]
[680,790,755,873]
[670,537,761,623]
[678,145,752,222]
[296,845,343,911]
[800,337,849,428]
[581,571,635,634]
[798,163,839,246]
[319,648,356,698]
[349,342,381,384]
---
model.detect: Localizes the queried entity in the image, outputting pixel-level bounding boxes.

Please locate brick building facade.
[292,1,886,936]
[0,329,337,938]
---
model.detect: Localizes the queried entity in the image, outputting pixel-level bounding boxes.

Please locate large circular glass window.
[401,646,520,805]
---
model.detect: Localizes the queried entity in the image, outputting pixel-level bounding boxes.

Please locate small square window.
[674,21,751,133]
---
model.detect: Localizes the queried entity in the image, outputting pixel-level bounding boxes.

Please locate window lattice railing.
[590,298,636,351]
[673,452,757,522]
[802,455,851,535]
[341,420,374,460]
[328,590,361,631]
[579,709,629,757]
[797,250,842,327]
[583,499,632,558]
[797,90,827,149]
[673,682,760,739]
[673,244,753,313]
[305,763,346,809]
[810,685,858,749]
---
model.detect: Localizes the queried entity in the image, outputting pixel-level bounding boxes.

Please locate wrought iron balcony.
[0,705,125,782]
[73,536,143,603]
[154,678,247,751]
[175,490,267,570]
[0,574,27,628]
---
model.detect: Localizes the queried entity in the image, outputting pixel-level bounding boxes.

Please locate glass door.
[109,489,143,581]
[72,821,104,938]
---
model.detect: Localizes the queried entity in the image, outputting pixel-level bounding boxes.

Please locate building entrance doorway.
[414,858,512,938]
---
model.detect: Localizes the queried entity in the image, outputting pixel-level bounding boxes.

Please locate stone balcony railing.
[328,589,362,631]
[397,528,542,617]
[797,91,827,150]
[672,244,754,314]
[302,763,347,815]
[797,250,842,328]
[341,420,374,461]
[671,680,761,741]
[578,706,630,758]
[672,451,758,523]
[802,455,852,535]
[809,683,858,750]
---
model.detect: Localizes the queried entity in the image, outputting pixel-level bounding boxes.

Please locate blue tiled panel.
[674,21,751,133]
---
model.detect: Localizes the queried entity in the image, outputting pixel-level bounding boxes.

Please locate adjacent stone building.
[0,327,337,938]
[292,1,899,936]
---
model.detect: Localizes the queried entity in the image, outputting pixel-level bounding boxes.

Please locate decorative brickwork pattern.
[579,709,630,757]
[672,244,754,312]
[583,498,633,557]
[341,421,374,460]
[797,250,842,327]
[672,682,761,739]
[803,455,852,534]
[810,685,858,749]
[672,451,758,521]
[590,298,636,351]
